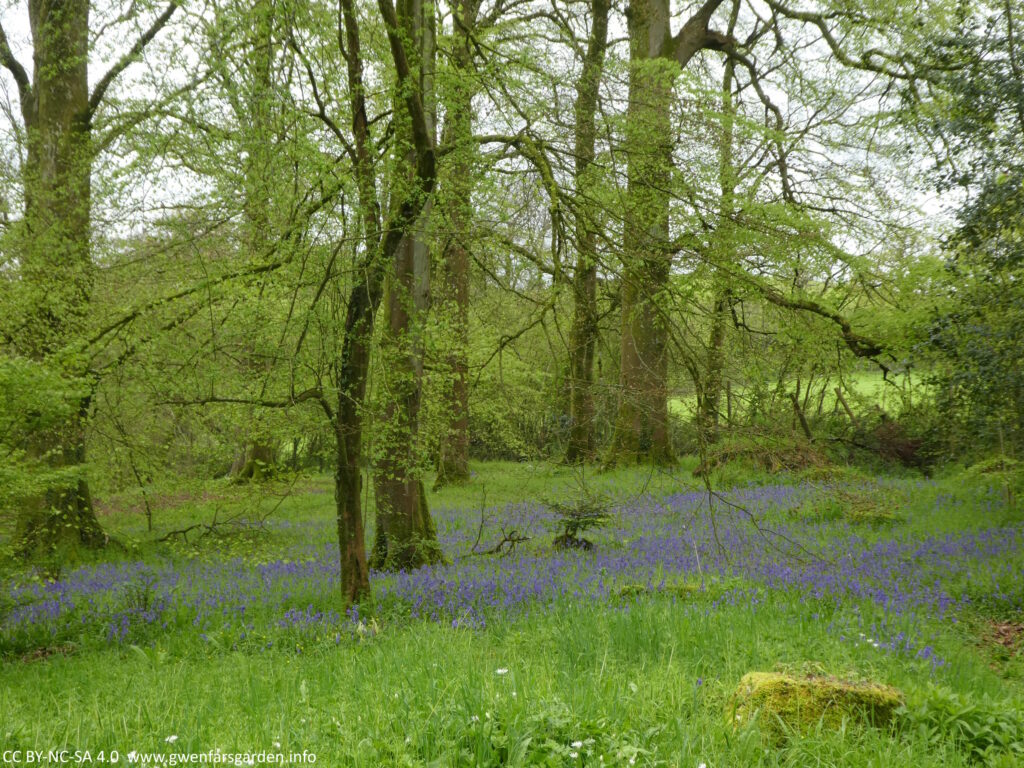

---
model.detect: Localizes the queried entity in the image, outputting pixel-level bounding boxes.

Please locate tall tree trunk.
[332,0,385,604]
[334,267,378,604]
[606,0,728,464]
[435,0,482,486]
[230,0,278,481]
[698,8,739,444]
[14,0,108,561]
[370,0,443,571]
[607,0,677,466]
[565,0,610,464]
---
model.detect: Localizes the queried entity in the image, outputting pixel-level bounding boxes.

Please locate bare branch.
[0,20,31,120]
[88,1,182,120]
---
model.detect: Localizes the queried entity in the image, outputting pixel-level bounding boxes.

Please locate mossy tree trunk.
[565,0,610,464]
[10,0,105,561]
[699,11,739,444]
[607,0,677,466]
[607,0,729,465]
[2,1,179,563]
[370,0,444,571]
[434,0,482,487]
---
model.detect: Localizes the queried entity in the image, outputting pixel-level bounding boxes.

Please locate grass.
[2,460,1023,767]
[669,369,922,419]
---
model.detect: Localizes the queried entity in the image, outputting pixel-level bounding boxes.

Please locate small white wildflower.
[570,752,579,759]
[273,741,281,750]
[629,758,636,766]
[571,741,583,749]
[511,691,517,697]
[470,715,480,723]
[495,668,509,675]
[699,763,708,768]
[165,735,178,744]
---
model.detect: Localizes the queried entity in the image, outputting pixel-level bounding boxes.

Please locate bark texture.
[370,0,444,571]
[12,0,107,561]
[607,0,677,466]
[565,0,610,464]
[434,0,482,486]
[607,0,728,465]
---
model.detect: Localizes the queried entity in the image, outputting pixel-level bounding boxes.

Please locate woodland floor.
[2,461,1023,767]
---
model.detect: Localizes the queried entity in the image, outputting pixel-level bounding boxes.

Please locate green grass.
[669,369,923,419]
[2,461,1023,767]
[2,588,1016,766]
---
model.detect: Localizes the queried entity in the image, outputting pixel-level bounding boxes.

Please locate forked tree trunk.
[14,0,108,562]
[607,0,728,465]
[607,0,677,466]
[565,0,610,464]
[372,215,445,569]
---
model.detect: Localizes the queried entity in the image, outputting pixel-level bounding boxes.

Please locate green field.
[3,462,1022,767]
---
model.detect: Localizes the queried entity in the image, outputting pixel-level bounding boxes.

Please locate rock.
[730,671,903,740]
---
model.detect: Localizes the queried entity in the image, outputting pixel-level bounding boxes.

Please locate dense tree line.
[1,0,1018,602]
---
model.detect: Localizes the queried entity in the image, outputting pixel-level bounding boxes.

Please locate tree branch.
[0,20,31,120]
[88,1,182,120]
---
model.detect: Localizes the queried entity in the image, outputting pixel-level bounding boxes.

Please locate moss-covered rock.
[729,671,903,741]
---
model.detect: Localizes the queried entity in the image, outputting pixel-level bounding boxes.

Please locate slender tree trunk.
[435,0,481,486]
[334,269,378,604]
[332,0,384,604]
[607,0,676,466]
[698,12,738,444]
[14,0,108,561]
[231,0,278,482]
[566,0,610,464]
[370,0,443,570]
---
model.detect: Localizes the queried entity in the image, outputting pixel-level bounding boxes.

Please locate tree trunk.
[698,19,738,445]
[14,0,108,561]
[700,294,728,441]
[334,276,377,604]
[370,0,443,571]
[230,0,278,483]
[435,0,481,486]
[607,0,677,466]
[565,0,610,464]
[230,441,278,482]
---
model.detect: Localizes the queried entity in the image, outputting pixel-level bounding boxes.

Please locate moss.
[729,671,903,741]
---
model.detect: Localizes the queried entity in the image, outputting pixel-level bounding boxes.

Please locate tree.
[922,0,1024,454]
[565,0,611,463]
[0,0,180,561]
[370,0,446,570]
[606,0,730,465]
[433,0,482,486]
